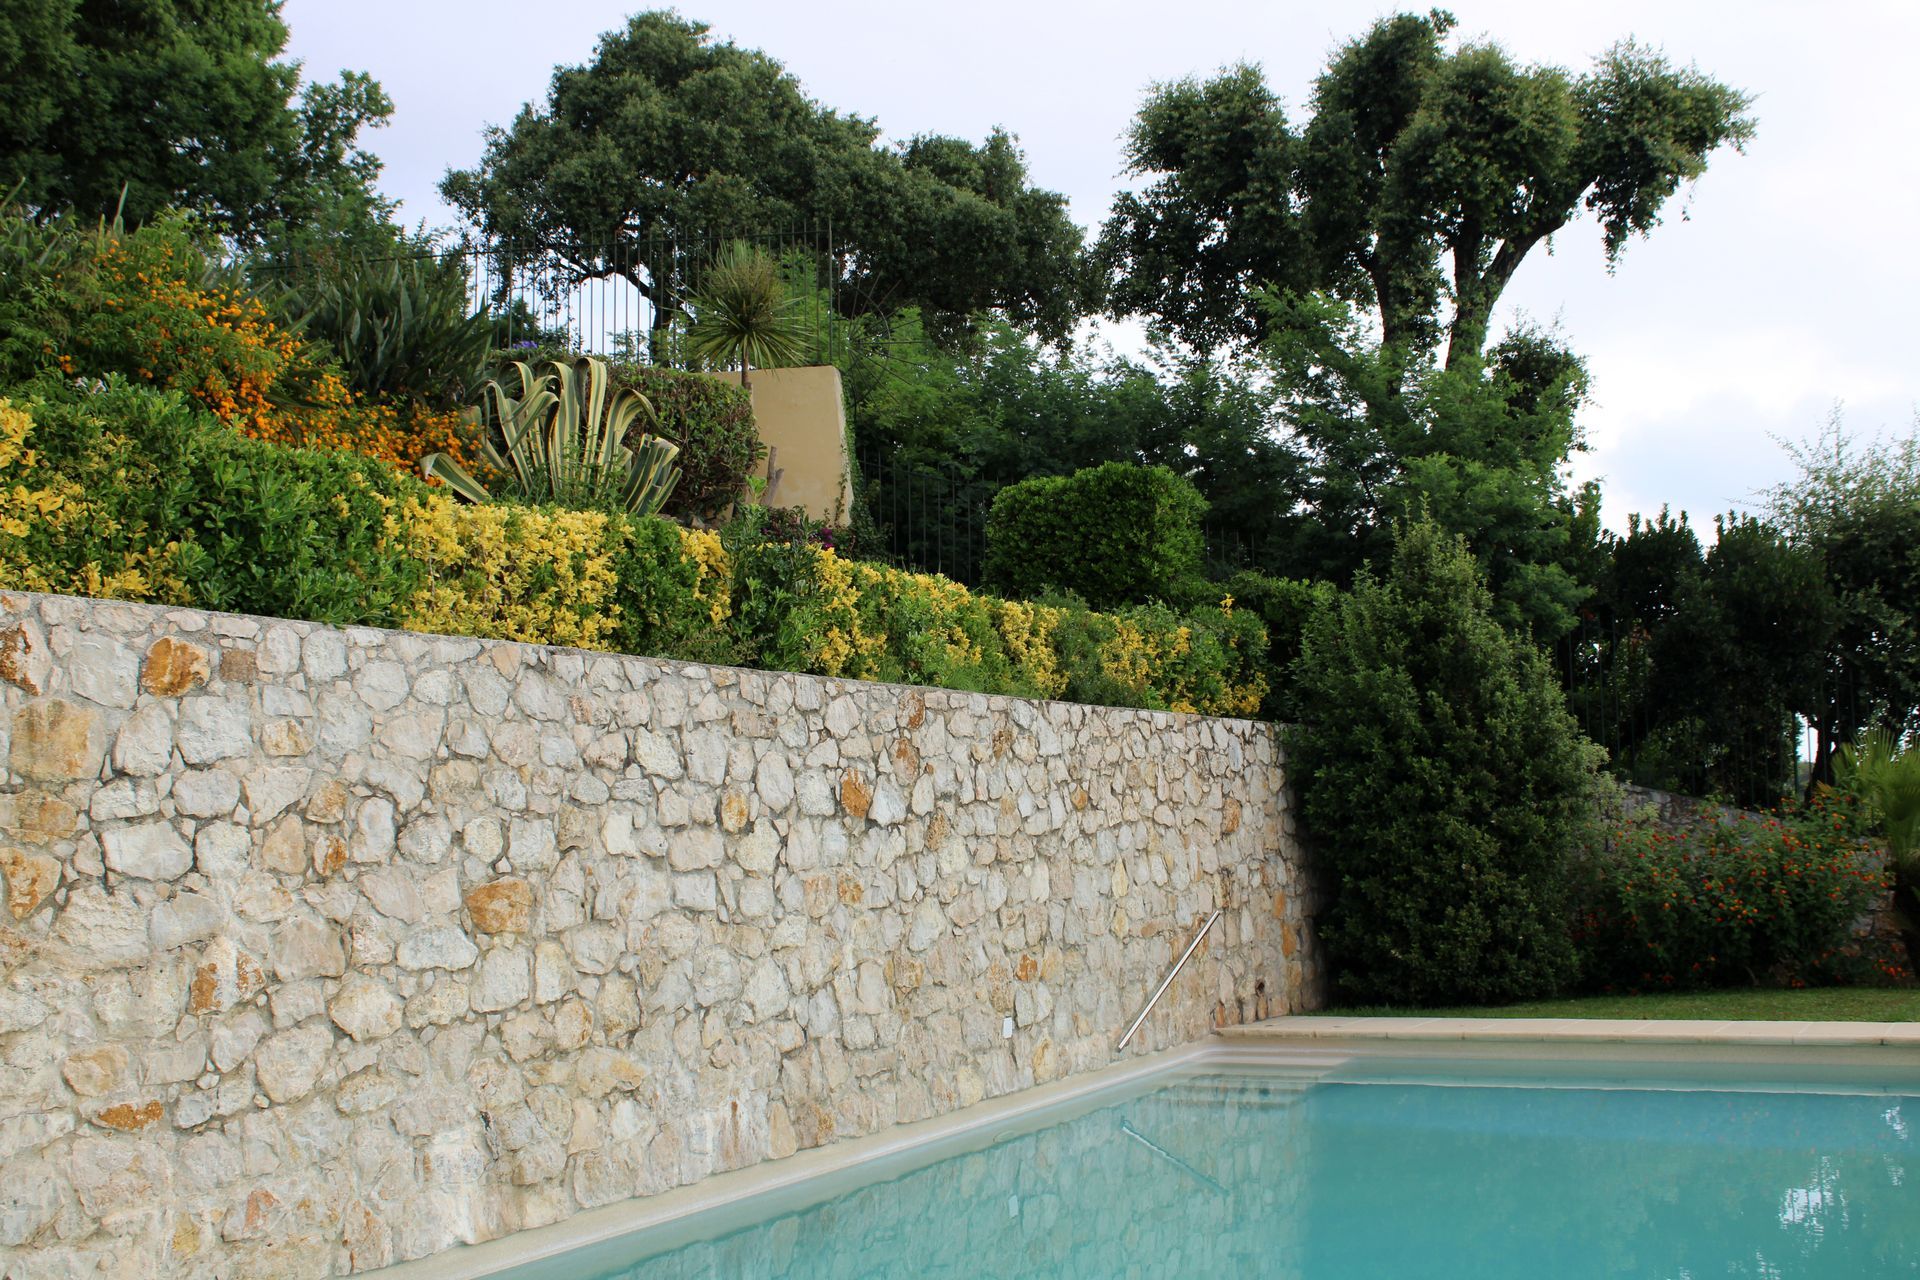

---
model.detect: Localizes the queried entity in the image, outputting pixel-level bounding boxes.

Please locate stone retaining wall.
[0,591,1316,1278]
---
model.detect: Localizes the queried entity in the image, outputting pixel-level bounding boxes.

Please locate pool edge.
[366,1038,1268,1279]
[1221,1014,1920,1049]
[366,1026,1920,1278]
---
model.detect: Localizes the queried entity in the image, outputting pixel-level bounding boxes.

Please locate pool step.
[1148,1079,1314,1109]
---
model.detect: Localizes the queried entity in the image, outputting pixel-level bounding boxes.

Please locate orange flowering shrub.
[1576,788,1900,990]
[20,216,486,476]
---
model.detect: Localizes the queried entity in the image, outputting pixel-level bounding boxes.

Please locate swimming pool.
[460,1053,1920,1279]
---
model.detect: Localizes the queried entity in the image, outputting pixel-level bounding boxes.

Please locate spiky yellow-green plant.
[421,355,680,517]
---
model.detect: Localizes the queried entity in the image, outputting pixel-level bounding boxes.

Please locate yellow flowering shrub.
[398,495,625,650]
[720,529,1268,714]
[992,600,1069,699]
[0,396,193,603]
[391,499,722,661]
[1104,600,1267,718]
[676,527,733,627]
[839,558,1008,690]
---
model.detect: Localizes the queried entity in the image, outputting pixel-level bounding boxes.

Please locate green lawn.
[1323,988,1920,1022]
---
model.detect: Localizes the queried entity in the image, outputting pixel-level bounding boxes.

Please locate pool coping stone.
[1220,1015,1920,1047]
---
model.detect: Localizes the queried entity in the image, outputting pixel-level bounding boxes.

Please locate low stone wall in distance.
[0,591,1316,1277]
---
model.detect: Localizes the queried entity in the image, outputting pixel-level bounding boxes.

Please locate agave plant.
[683,240,809,386]
[421,356,681,516]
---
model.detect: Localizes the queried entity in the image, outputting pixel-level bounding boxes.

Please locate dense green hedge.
[982,462,1207,609]
[1289,519,1605,1005]
[1221,570,1338,721]
[0,376,1270,717]
[612,364,761,524]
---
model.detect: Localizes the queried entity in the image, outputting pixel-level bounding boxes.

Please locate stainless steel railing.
[1114,909,1220,1052]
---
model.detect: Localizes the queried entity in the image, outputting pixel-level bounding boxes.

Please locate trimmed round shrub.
[613,365,762,523]
[982,462,1207,609]
[1289,518,1605,1005]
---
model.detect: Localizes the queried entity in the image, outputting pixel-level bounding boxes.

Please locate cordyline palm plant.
[683,240,808,386]
[421,356,681,516]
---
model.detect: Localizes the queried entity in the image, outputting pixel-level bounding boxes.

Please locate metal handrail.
[1115,909,1221,1052]
[1119,1120,1228,1193]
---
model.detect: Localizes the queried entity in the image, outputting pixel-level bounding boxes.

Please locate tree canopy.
[1768,416,1920,778]
[1252,291,1600,636]
[441,12,1091,356]
[1100,10,1753,369]
[1565,509,1837,806]
[0,0,392,242]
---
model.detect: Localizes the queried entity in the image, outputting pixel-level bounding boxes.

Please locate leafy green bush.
[1290,518,1605,1005]
[3,376,427,625]
[983,462,1207,609]
[722,515,836,674]
[1575,790,1893,990]
[612,365,762,524]
[272,253,494,408]
[607,517,737,665]
[3,385,1275,716]
[1223,571,1338,720]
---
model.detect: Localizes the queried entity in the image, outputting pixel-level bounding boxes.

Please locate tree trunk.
[649,286,676,368]
[1446,234,1543,372]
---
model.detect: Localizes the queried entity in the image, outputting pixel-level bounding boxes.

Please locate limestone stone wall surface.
[0,590,1316,1279]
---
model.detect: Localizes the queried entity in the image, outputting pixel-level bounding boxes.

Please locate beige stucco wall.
[708,366,854,522]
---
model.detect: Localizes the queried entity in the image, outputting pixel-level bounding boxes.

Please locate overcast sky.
[282,0,1919,535]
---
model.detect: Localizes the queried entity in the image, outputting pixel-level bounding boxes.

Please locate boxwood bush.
[613,365,762,524]
[1289,518,1606,1005]
[982,462,1207,609]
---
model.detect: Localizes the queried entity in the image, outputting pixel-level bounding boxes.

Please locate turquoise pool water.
[504,1059,1920,1279]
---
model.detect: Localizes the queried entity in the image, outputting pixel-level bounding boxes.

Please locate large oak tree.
[441,12,1091,359]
